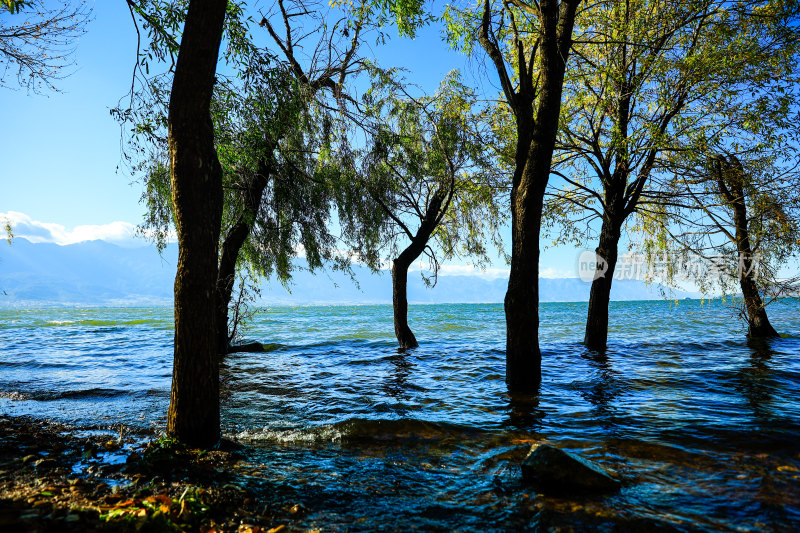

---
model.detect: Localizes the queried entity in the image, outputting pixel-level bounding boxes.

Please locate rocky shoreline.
[0,415,305,532]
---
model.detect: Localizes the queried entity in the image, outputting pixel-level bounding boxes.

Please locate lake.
[1,299,799,530]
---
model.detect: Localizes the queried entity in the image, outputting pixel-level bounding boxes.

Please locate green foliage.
[339,69,506,279]
[2,0,24,14]
[630,1,800,298]
[332,0,432,38]
[118,0,407,326]
[533,0,800,274]
[441,4,482,56]
[3,218,12,245]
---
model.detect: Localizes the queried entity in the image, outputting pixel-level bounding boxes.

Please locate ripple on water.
[0,301,799,529]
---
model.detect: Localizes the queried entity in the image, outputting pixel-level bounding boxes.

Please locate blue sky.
[0,1,582,279]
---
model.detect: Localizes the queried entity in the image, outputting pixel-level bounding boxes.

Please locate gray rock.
[521,443,621,493]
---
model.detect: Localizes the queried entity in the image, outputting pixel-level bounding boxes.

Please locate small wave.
[0,388,129,401]
[43,319,164,327]
[0,391,32,401]
[236,417,485,446]
[0,361,79,370]
[235,424,345,444]
[56,388,129,400]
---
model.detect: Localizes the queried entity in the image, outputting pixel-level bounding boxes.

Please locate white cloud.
[1,211,149,247]
[540,267,577,279]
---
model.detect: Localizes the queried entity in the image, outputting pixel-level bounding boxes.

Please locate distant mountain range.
[0,238,696,307]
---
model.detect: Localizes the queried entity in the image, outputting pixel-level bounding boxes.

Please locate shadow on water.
[381,349,416,412]
[735,337,779,424]
[503,390,546,432]
[579,348,624,429]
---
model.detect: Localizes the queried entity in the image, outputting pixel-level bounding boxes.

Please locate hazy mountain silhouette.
[0,238,696,307]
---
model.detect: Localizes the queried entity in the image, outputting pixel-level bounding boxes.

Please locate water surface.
[1,300,799,530]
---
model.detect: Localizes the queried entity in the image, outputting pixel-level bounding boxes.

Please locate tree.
[3,217,11,244]
[708,155,786,336]
[123,0,381,355]
[119,0,433,446]
[544,0,799,350]
[163,0,228,448]
[446,0,581,391]
[645,147,800,337]
[344,71,504,348]
[0,0,90,92]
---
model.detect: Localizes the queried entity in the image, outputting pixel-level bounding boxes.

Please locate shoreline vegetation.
[0,415,304,532]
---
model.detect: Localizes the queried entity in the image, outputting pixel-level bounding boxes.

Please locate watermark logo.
[575,249,761,284]
[578,250,608,282]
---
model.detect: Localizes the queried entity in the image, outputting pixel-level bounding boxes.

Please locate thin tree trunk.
[166,0,228,448]
[387,187,450,349]
[584,220,621,351]
[392,256,417,349]
[215,159,271,356]
[714,155,779,338]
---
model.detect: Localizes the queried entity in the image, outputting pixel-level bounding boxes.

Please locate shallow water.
[1,300,800,530]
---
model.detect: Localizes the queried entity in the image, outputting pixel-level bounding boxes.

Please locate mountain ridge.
[0,238,697,307]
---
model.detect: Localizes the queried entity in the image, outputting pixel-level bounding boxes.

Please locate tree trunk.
[584,220,621,351]
[503,0,579,393]
[714,155,779,338]
[166,0,228,449]
[215,159,271,356]
[740,267,778,337]
[392,256,417,349]
[387,187,450,349]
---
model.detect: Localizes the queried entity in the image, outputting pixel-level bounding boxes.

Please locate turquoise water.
[1,300,800,530]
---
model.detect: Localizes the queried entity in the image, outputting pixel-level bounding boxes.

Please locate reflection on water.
[737,337,779,423]
[1,300,800,529]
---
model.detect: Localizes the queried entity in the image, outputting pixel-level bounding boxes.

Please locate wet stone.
[34,458,57,470]
[521,443,621,494]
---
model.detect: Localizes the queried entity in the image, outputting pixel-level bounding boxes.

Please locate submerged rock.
[521,443,621,493]
[228,342,265,354]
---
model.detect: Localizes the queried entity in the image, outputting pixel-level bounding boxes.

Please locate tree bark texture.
[479,0,579,392]
[714,156,779,338]
[215,158,272,356]
[166,0,228,448]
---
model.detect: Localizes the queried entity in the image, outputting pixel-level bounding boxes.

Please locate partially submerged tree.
[445,0,581,391]
[0,0,91,92]
[343,72,504,348]
[709,155,786,336]
[163,0,228,448]
[646,148,800,338]
[544,0,799,350]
